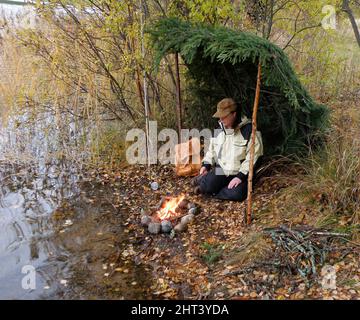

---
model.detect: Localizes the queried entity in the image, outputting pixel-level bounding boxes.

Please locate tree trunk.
[174,53,183,135]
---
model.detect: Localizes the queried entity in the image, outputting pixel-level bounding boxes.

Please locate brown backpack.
[174,138,202,176]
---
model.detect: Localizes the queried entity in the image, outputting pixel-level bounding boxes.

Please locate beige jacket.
[203,116,263,178]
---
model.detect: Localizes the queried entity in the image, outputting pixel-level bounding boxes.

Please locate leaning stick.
[175,53,183,135]
[246,62,262,225]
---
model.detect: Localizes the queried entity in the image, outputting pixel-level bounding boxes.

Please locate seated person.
[194,98,263,202]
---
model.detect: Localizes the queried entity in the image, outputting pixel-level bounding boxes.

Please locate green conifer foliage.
[148,18,329,156]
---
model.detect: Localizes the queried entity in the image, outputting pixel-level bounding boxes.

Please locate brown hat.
[212,98,237,118]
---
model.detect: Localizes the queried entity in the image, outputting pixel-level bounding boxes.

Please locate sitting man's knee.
[230,189,247,202]
[216,185,248,202]
[199,179,217,194]
[199,173,221,195]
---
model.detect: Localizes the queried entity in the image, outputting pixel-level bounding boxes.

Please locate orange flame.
[156,195,185,221]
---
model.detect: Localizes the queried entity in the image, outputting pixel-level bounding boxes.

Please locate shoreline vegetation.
[0,0,359,300]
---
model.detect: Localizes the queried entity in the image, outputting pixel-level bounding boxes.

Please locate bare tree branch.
[342,0,360,47]
[283,23,321,50]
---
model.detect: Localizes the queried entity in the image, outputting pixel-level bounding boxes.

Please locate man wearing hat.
[194,98,263,201]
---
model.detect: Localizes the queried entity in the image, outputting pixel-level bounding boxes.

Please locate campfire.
[155,195,185,221]
[141,195,200,234]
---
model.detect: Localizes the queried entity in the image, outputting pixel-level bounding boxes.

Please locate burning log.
[178,199,189,209]
[156,196,170,210]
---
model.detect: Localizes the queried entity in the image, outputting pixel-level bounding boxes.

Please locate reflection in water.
[0,112,151,299]
[0,112,84,299]
[0,161,81,299]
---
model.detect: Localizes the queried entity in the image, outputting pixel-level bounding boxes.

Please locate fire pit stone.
[181,214,195,225]
[174,222,187,232]
[161,220,172,233]
[141,215,152,226]
[188,207,200,215]
[187,202,196,210]
[148,222,161,234]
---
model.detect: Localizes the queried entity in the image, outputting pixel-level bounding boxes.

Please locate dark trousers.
[198,167,248,202]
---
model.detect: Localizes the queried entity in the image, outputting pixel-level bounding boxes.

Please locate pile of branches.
[263,225,356,278]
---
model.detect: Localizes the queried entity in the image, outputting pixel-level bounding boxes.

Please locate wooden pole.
[174,53,183,135]
[246,62,262,225]
[140,0,150,167]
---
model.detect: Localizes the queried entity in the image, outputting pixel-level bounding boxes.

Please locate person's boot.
[193,185,201,195]
[191,175,202,187]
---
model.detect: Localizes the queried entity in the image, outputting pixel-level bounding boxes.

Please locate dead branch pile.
[263,225,357,278]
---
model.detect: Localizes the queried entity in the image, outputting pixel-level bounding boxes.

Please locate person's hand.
[199,166,208,176]
[228,177,241,189]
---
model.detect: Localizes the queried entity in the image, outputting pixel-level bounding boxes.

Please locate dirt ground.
[52,162,360,300]
[59,164,360,300]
